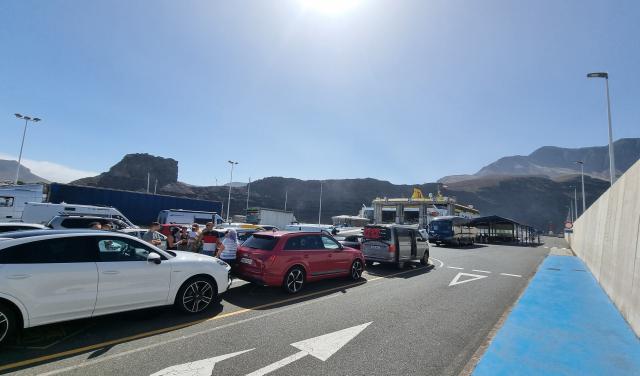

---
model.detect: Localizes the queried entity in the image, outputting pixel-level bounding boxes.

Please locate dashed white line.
[500,273,522,278]
[472,270,491,274]
[447,266,464,270]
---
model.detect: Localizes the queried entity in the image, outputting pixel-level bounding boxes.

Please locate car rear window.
[363,226,391,241]
[242,234,278,251]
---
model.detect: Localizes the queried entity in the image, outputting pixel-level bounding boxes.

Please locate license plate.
[240,257,253,265]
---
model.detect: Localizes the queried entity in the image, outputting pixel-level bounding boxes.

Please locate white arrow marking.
[448,272,488,286]
[246,322,372,376]
[150,349,253,376]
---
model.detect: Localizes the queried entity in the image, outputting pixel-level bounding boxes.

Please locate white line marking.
[500,273,522,278]
[472,270,491,274]
[447,266,464,270]
[38,293,343,376]
[448,272,488,286]
[543,246,549,249]
[246,322,371,376]
[150,349,254,376]
[430,257,445,268]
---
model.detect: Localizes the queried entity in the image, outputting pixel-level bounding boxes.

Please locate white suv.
[0,230,231,346]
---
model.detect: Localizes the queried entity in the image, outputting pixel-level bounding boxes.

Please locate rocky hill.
[440,138,640,183]
[71,153,613,232]
[0,159,49,184]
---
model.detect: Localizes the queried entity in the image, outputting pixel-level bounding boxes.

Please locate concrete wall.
[567,158,640,336]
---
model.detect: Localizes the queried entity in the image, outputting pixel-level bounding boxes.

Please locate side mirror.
[147,253,161,265]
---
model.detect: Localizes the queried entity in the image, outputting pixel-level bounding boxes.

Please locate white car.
[0,223,48,233]
[119,228,168,250]
[0,230,231,346]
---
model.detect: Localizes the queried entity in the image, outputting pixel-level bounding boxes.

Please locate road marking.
[150,349,253,376]
[430,257,445,268]
[472,270,491,274]
[544,246,549,249]
[447,266,464,270]
[448,272,488,286]
[2,268,423,374]
[500,273,522,278]
[246,322,371,376]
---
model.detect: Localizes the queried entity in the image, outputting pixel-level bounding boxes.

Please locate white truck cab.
[0,184,45,222]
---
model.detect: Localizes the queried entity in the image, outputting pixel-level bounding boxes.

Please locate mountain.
[70,153,613,232]
[440,138,640,183]
[0,159,49,184]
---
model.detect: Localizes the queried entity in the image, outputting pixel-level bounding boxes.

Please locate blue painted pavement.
[473,255,640,376]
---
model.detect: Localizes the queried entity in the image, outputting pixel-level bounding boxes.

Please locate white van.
[21,202,136,227]
[157,209,224,226]
[0,184,45,222]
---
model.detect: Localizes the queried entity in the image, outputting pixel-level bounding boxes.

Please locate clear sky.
[1,0,638,184]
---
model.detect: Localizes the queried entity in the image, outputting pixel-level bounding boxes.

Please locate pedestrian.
[188,223,201,251]
[89,221,102,230]
[102,222,113,231]
[166,226,181,250]
[143,222,163,247]
[176,226,190,251]
[197,222,224,257]
[218,228,239,267]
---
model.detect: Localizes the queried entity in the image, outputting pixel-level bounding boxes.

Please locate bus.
[428,216,477,247]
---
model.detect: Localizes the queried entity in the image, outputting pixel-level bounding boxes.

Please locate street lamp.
[587,72,616,186]
[226,160,238,223]
[13,113,42,184]
[575,161,586,215]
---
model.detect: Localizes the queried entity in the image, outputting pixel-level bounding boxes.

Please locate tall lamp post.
[587,72,616,185]
[575,161,586,215]
[226,160,239,223]
[13,113,42,184]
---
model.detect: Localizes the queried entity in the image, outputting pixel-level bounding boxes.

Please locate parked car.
[21,202,136,227]
[361,224,430,268]
[47,215,131,230]
[336,234,363,250]
[283,224,334,236]
[0,223,48,233]
[235,231,365,294]
[119,228,169,250]
[0,230,231,346]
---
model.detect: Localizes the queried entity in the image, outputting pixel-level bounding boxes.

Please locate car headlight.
[216,259,229,267]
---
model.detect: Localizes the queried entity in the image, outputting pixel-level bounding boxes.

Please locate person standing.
[176,226,190,251]
[197,222,224,257]
[188,223,201,252]
[143,222,163,247]
[218,229,239,267]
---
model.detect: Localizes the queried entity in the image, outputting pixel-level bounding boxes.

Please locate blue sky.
[1,0,639,184]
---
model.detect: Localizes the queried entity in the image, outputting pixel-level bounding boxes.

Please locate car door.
[283,235,327,279]
[321,235,351,274]
[0,236,98,327]
[92,236,171,316]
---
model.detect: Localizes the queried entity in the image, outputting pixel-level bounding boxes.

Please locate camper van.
[157,209,224,226]
[0,184,44,222]
[361,224,430,268]
[21,202,136,227]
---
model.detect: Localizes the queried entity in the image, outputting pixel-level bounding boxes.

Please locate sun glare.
[299,0,362,16]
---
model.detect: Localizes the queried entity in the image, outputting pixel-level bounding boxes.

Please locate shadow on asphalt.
[431,243,488,250]
[364,262,435,279]
[0,302,224,371]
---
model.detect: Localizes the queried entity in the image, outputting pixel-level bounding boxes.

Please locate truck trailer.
[245,207,296,230]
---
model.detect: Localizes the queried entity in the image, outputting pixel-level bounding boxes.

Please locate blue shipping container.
[48,183,222,226]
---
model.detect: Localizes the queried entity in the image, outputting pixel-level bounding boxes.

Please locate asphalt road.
[1,240,555,376]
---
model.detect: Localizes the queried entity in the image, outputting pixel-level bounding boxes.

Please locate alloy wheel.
[286,269,304,293]
[0,312,9,343]
[351,260,363,280]
[182,280,214,313]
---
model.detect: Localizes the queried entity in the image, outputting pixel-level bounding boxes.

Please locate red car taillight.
[388,244,396,253]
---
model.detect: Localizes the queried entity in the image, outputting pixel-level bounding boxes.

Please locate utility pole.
[318,181,323,225]
[576,161,586,215]
[226,160,238,223]
[246,177,251,210]
[13,113,42,184]
[574,187,578,221]
[284,190,288,211]
[147,172,150,193]
[587,72,617,185]
[154,178,158,194]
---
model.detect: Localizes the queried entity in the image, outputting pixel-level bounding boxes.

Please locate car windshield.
[430,221,452,232]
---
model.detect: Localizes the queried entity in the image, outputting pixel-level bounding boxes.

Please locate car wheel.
[420,250,430,266]
[0,303,17,347]
[176,276,217,313]
[350,259,364,280]
[283,267,305,294]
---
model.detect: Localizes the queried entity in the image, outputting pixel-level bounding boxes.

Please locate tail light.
[388,244,396,253]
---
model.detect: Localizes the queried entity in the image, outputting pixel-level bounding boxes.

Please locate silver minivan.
[361,224,430,268]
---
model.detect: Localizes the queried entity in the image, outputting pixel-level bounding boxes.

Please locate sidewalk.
[473,255,640,376]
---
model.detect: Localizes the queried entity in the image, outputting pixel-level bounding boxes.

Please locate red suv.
[236,231,365,293]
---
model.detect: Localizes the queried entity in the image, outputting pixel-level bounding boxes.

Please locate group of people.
[86,220,240,266]
[146,221,240,266]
